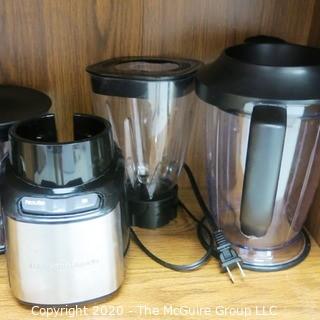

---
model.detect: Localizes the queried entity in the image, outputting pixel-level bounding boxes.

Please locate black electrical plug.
[213,230,245,283]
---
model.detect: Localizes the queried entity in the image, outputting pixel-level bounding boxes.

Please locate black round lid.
[196,42,320,113]
[86,56,202,98]
[0,85,51,141]
[9,114,115,187]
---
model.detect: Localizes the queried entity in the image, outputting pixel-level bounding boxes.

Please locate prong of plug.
[237,262,246,278]
[226,266,235,283]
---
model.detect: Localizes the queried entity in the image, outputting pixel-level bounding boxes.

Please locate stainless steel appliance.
[2,114,127,305]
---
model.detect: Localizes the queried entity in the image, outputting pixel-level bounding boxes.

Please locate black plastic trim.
[87,56,202,98]
[196,41,320,113]
[9,114,115,187]
[129,185,178,229]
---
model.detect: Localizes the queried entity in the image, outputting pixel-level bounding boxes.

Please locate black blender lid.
[196,42,320,113]
[0,85,51,141]
[86,56,202,98]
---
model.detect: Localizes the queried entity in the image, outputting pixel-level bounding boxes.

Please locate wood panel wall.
[1,0,320,242]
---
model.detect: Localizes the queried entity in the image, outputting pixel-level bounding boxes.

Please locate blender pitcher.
[87,57,201,229]
[196,40,320,271]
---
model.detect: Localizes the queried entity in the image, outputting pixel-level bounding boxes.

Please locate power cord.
[182,163,245,282]
[130,200,214,271]
[130,163,245,282]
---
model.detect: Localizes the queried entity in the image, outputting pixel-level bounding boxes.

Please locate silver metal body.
[6,205,124,305]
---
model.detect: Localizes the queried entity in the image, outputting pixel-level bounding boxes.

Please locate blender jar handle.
[240,105,287,237]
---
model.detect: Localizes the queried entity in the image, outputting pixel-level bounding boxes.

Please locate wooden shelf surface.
[0,189,319,319]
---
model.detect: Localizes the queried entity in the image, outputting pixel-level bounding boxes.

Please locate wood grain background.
[1,0,320,242]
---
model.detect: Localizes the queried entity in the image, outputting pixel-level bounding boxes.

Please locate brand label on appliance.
[20,194,100,215]
[24,199,46,206]
[29,259,101,271]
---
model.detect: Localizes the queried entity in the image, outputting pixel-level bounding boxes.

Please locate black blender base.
[129,185,178,229]
[240,229,311,272]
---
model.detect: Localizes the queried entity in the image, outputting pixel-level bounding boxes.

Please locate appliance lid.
[0,85,51,141]
[196,43,320,113]
[86,56,202,98]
